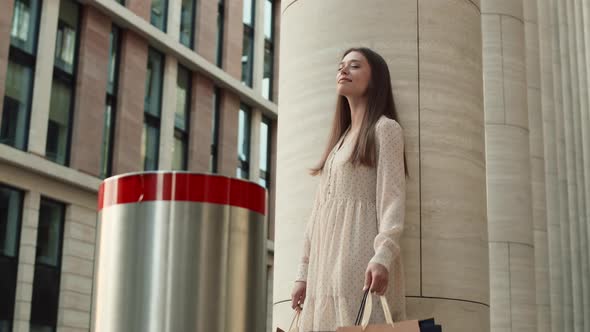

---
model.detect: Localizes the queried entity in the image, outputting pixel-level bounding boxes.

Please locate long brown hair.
[310,47,408,177]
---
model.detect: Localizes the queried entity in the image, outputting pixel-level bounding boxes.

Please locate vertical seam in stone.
[417,0,422,297]
[500,14,507,125]
[508,242,513,332]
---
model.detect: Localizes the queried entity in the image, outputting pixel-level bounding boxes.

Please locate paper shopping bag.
[336,290,420,332]
[277,310,301,332]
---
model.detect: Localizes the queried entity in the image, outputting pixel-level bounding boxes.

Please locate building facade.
[273,1,590,332]
[0,0,280,331]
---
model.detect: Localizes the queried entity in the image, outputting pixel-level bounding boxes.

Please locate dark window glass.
[210,87,220,173]
[237,104,251,179]
[145,48,164,117]
[172,65,191,170]
[142,122,160,171]
[101,26,121,178]
[143,48,164,171]
[10,0,41,55]
[151,0,168,32]
[241,0,255,87]
[259,117,271,188]
[2,0,42,151]
[1,60,34,149]
[0,185,23,332]
[46,0,80,166]
[216,0,224,68]
[180,0,196,48]
[30,198,65,332]
[262,0,274,100]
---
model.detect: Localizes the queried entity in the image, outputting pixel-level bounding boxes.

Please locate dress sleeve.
[295,181,322,282]
[369,119,406,272]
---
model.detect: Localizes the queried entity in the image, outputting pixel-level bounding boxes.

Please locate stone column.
[572,0,590,329]
[274,1,488,331]
[549,0,573,329]
[12,192,40,332]
[28,0,60,156]
[556,0,583,330]
[537,0,564,330]
[524,1,552,331]
[482,1,538,331]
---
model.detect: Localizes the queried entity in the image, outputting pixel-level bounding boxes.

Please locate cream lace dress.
[295,116,407,331]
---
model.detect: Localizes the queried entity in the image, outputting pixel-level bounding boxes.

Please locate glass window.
[46,81,73,165]
[2,0,41,151]
[107,27,120,95]
[172,65,190,170]
[10,0,41,55]
[54,0,80,75]
[243,0,254,25]
[262,43,273,100]
[237,104,251,179]
[263,0,273,40]
[35,199,65,267]
[142,123,159,171]
[180,0,196,48]
[101,26,121,178]
[259,117,271,188]
[0,186,23,258]
[46,0,79,166]
[143,48,163,171]
[31,198,65,332]
[151,0,168,32]
[262,0,274,101]
[145,48,164,117]
[210,87,220,173]
[216,0,224,68]
[241,28,254,87]
[241,0,255,87]
[1,60,34,149]
[0,185,23,332]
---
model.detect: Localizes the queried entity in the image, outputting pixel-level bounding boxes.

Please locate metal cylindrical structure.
[91,172,267,332]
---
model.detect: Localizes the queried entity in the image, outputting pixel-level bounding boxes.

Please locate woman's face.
[336,51,371,97]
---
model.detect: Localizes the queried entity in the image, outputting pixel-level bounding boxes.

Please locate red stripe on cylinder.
[98,173,266,215]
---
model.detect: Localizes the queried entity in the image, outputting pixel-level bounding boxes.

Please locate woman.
[290,47,408,331]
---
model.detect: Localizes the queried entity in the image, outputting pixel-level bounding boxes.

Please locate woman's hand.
[364,263,389,295]
[291,281,307,311]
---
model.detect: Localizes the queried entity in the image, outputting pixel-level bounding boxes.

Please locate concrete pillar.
[70,7,111,176]
[158,57,178,170]
[252,0,265,94]
[556,0,584,330]
[249,110,262,183]
[56,205,97,331]
[536,0,564,330]
[523,1,552,331]
[482,1,537,332]
[572,0,590,329]
[12,192,40,332]
[549,0,574,329]
[274,1,488,331]
[0,0,15,119]
[158,0,182,170]
[28,0,60,156]
[580,3,590,330]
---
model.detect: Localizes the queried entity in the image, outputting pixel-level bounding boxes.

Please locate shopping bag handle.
[287,310,301,331]
[360,291,395,329]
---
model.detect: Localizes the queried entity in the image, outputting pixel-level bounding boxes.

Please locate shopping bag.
[336,290,420,332]
[277,310,301,332]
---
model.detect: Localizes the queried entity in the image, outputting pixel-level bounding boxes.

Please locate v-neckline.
[336,126,352,153]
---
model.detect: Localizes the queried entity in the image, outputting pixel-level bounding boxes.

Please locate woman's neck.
[346,96,367,132]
